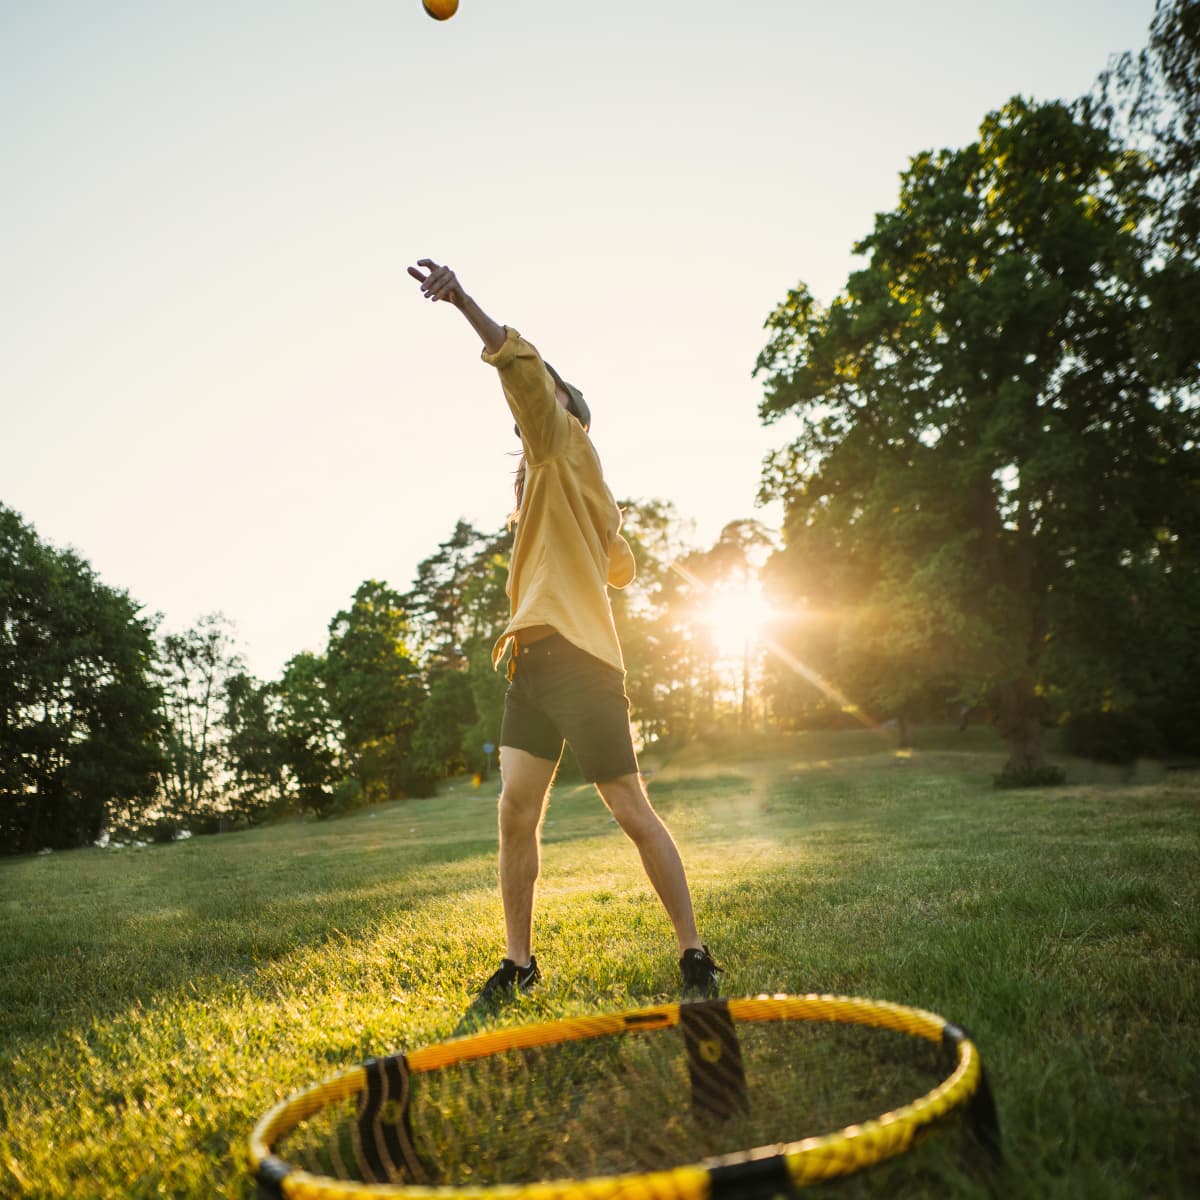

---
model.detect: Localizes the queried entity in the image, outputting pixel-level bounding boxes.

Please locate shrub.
[400,770,438,800]
[1062,709,1165,765]
[1133,697,1200,759]
[317,776,364,819]
[993,764,1067,789]
[185,812,224,837]
[146,818,182,843]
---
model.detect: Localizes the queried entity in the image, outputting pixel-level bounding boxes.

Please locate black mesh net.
[274,1009,950,1189]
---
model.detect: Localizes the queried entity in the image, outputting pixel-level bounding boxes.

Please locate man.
[407,258,720,1001]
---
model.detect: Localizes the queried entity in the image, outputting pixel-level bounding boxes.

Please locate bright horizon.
[1,0,1156,680]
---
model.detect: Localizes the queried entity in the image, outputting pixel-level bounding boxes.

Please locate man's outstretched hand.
[408,259,465,307]
[407,258,506,354]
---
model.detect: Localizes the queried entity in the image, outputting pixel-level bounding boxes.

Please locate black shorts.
[500,634,639,783]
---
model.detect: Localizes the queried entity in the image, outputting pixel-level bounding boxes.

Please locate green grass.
[1,727,1196,1198]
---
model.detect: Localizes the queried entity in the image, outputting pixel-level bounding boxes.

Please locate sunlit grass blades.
[250,994,999,1199]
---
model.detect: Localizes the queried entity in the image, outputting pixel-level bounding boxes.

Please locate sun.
[700,583,775,659]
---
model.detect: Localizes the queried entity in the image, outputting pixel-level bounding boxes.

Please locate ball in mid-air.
[423,0,458,19]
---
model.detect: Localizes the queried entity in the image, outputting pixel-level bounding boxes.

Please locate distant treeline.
[3,2,1198,853]
[0,503,789,854]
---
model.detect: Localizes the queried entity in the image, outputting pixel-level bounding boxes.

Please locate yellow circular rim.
[249,993,985,1199]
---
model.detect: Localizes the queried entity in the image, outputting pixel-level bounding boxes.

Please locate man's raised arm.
[407,259,507,355]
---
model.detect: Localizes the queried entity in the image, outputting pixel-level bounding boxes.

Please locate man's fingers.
[409,259,459,302]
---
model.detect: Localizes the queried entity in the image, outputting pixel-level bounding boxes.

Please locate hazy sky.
[1,0,1156,678]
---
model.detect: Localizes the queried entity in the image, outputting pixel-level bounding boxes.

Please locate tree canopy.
[755,96,1200,772]
[1,504,163,852]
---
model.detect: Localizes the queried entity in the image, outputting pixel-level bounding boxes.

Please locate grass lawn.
[1,727,1196,1198]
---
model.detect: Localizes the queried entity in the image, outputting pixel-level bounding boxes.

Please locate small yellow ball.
[423,0,458,20]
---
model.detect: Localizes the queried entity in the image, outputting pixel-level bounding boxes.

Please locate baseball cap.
[544,362,591,431]
[513,362,591,439]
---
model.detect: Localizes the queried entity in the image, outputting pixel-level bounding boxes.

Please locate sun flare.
[701,584,776,658]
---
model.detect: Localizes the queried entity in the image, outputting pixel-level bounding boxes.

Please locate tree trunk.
[996,678,1044,773]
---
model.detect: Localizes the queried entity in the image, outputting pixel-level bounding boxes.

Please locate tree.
[275,650,343,817]
[612,503,781,742]
[411,669,477,779]
[756,98,1200,775]
[156,613,243,832]
[443,526,513,777]
[403,520,494,671]
[325,581,425,801]
[690,520,778,731]
[1090,1,1200,258]
[611,500,692,743]
[223,670,286,824]
[1,505,163,853]
[1087,0,1200,391]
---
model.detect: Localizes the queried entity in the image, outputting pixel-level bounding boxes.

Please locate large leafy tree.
[325,580,425,800]
[401,521,514,779]
[411,670,477,779]
[756,97,1200,773]
[1080,0,1200,753]
[1,505,163,853]
[222,670,286,824]
[403,520,495,671]
[455,535,513,775]
[275,650,343,817]
[402,522,513,779]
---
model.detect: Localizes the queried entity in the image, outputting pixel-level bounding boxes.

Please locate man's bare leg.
[497,746,558,965]
[595,772,703,954]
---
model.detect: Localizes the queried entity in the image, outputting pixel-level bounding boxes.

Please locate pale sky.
[1,0,1156,679]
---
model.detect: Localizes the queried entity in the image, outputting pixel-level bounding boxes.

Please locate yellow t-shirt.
[484,327,636,674]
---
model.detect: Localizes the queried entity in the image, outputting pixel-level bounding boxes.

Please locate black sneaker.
[476,955,541,1004]
[680,945,722,999]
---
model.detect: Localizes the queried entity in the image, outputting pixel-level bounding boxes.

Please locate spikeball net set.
[250,993,999,1199]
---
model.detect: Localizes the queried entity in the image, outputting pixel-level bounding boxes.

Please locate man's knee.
[498,784,545,837]
[498,747,556,834]
[598,773,658,839]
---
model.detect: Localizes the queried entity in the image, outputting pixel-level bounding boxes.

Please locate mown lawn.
[1,727,1196,1198]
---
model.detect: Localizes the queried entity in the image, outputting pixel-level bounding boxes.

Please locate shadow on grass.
[3,769,768,1055]
[0,797,509,1053]
[4,734,1197,1200]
